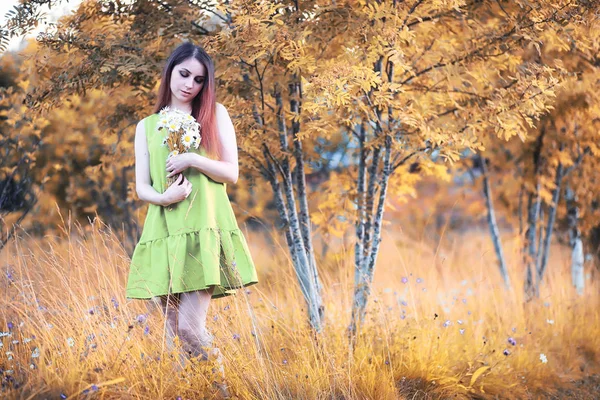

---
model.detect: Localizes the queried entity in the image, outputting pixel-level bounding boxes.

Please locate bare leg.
[158,293,181,352]
[178,287,215,358]
[178,287,230,397]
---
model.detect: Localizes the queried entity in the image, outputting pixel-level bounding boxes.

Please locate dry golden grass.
[0,213,598,399]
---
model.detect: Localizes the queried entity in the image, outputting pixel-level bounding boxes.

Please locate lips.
[181,89,192,96]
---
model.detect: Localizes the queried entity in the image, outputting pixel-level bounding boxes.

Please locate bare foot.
[178,327,214,359]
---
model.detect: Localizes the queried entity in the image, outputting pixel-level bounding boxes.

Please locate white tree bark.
[524,127,545,300]
[571,239,585,295]
[251,84,325,333]
[566,186,584,295]
[290,79,324,314]
[479,155,511,289]
[536,161,564,293]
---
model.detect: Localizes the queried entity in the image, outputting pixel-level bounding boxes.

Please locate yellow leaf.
[469,366,490,388]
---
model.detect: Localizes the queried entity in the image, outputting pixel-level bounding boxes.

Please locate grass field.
[1,214,599,399]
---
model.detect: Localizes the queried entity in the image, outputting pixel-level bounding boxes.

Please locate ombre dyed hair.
[153,42,220,159]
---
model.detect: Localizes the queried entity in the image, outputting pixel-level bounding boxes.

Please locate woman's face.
[169,57,206,104]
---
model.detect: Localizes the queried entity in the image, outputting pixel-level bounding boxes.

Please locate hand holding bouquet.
[157,106,202,188]
[157,107,201,210]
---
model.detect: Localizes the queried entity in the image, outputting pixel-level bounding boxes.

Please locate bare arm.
[189,103,239,185]
[135,119,169,206]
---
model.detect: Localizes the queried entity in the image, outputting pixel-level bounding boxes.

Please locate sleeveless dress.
[126,113,259,299]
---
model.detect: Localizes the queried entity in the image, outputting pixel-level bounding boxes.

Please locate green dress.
[126,113,258,299]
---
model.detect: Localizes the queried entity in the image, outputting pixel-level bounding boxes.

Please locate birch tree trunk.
[478,155,511,289]
[290,79,324,314]
[274,85,324,332]
[349,58,397,338]
[349,133,392,337]
[536,161,564,293]
[250,79,325,332]
[524,126,545,300]
[566,186,585,295]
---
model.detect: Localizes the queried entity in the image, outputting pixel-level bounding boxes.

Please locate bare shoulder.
[134,117,151,145]
[136,115,154,134]
[216,102,229,115]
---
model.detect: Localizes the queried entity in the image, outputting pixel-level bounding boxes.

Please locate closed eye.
[179,70,205,84]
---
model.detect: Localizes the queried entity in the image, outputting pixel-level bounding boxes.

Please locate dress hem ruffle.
[126,227,258,299]
[125,280,258,300]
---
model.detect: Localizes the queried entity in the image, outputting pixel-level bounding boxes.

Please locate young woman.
[125,42,259,370]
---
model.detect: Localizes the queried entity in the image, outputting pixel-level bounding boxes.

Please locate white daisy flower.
[158,107,202,188]
[181,132,194,149]
[540,353,548,363]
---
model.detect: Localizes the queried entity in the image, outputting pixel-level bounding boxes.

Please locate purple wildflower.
[459,329,465,335]
[111,298,119,309]
[401,301,408,307]
[7,322,13,330]
[283,359,288,364]
[462,299,467,304]
[508,337,516,346]
[136,314,146,324]
[416,278,423,284]
[401,277,408,284]
[233,333,240,340]
[88,308,95,315]
[232,261,237,267]
[224,305,230,311]
[443,320,451,327]
[91,384,99,391]
[503,349,510,356]
[6,272,13,281]
[60,394,67,399]
[144,326,150,335]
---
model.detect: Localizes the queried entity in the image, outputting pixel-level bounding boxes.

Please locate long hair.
[153,42,220,160]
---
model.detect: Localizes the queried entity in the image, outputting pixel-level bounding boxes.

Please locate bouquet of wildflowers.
[157,106,202,189]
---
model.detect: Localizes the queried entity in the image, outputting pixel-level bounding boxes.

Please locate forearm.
[190,153,238,185]
[136,183,167,206]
